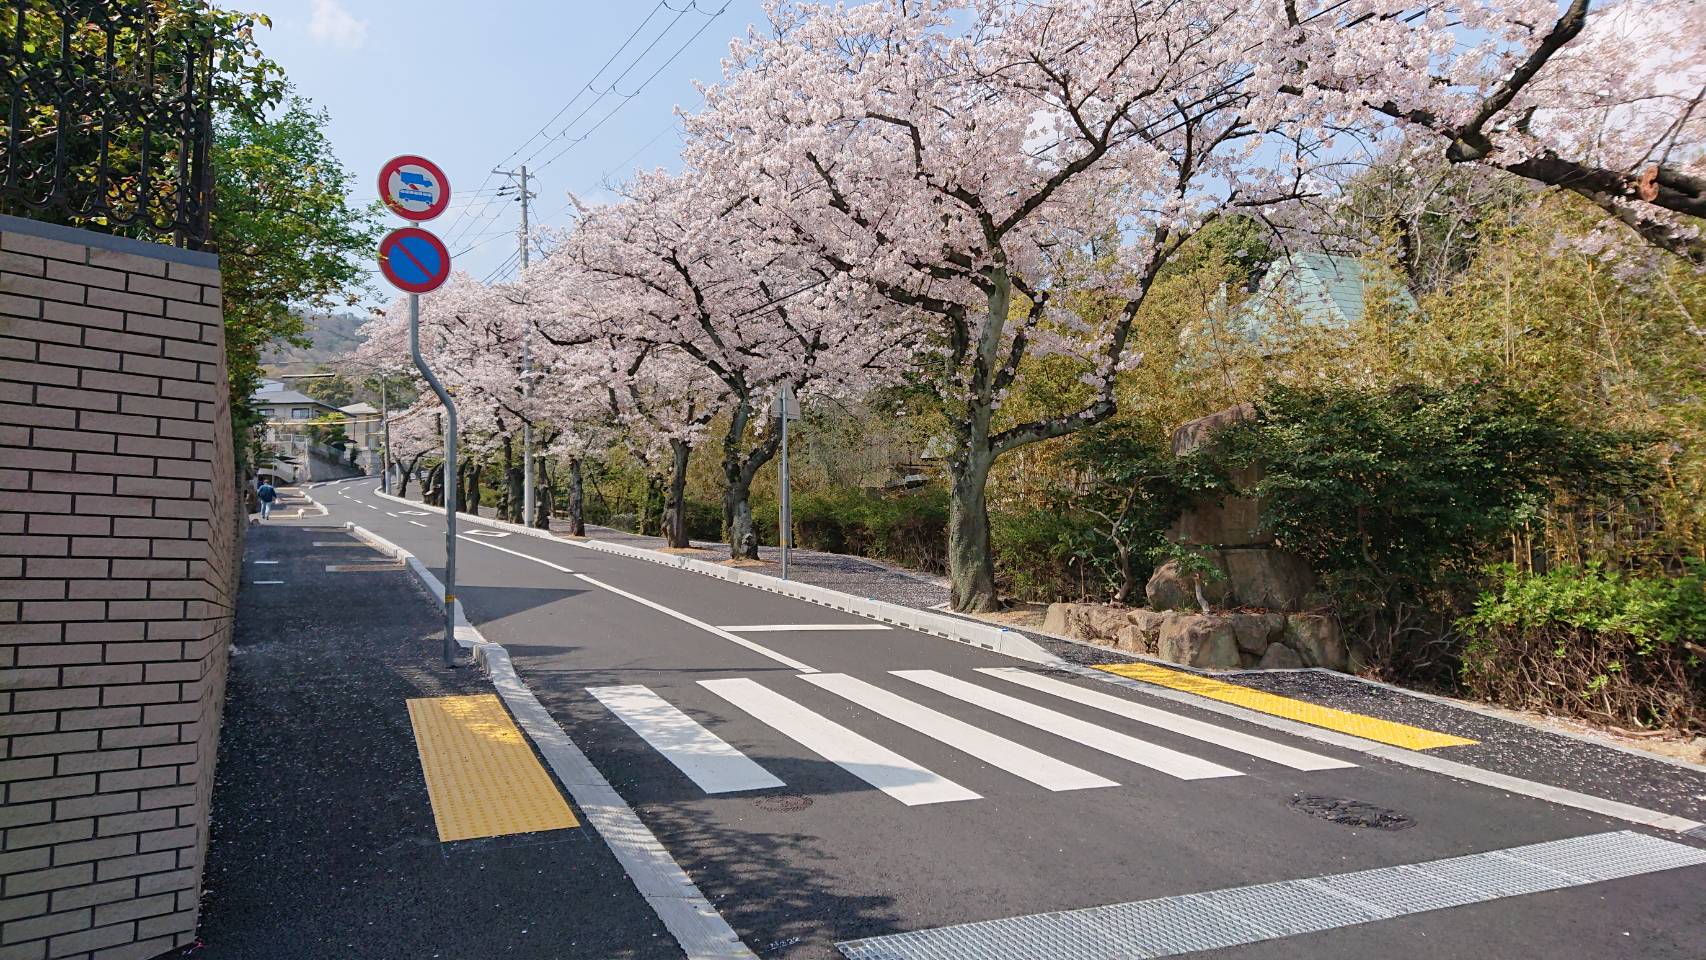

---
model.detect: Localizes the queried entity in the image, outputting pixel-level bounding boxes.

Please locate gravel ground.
[381,488,1706,823]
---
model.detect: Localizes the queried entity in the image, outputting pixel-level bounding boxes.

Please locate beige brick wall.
[0,215,238,960]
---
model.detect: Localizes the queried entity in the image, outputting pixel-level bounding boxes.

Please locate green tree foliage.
[1212,382,1651,643]
[211,97,380,445]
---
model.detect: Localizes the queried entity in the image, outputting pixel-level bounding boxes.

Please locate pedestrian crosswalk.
[587,668,1355,806]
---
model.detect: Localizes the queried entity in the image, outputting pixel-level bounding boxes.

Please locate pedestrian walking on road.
[257,480,277,520]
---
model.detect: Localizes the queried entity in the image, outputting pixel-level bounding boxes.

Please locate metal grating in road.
[835,831,1706,959]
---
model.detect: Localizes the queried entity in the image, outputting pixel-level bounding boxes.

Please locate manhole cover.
[1289,794,1413,830]
[751,793,813,813]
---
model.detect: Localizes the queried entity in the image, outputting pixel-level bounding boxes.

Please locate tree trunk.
[947,445,1001,612]
[532,457,551,529]
[497,439,514,522]
[720,399,780,560]
[422,462,442,506]
[662,438,691,549]
[567,458,586,536]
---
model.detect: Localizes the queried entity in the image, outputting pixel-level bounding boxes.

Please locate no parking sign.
[378,227,451,294]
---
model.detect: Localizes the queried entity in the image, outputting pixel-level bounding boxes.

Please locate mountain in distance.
[261,311,369,364]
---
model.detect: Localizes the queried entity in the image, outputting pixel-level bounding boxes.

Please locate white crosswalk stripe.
[978,668,1355,772]
[589,685,785,794]
[892,670,1242,781]
[700,677,980,806]
[801,673,1117,792]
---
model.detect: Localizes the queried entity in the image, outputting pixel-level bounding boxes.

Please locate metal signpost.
[770,383,800,579]
[377,155,458,665]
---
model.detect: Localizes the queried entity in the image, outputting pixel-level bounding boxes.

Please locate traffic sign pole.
[410,291,459,666]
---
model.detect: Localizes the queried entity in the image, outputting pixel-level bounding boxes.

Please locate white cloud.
[308,0,367,51]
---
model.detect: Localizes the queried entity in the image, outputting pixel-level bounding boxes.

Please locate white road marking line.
[892,670,1241,781]
[253,560,279,565]
[719,624,894,632]
[700,678,978,806]
[800,673,1116,792]
[366,504,378,510]
[408,520,428,527]
[589,685,785,794]
[980,668,1355,772]
[455,534,574,573]
[462,529,510,538]
[252,580,285,585]
[385,511,400,517]
[575,573,816,673]
[351,499,364,504]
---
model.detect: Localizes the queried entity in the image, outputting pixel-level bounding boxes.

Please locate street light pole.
[410,292,459,665]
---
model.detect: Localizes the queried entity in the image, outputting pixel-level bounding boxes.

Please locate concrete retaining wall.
[0,215,237,960]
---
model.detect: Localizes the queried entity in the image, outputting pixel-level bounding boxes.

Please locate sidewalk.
[192,519,675,959]
[380,483,1706,827]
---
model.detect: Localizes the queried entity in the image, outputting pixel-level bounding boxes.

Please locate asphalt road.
[279,478,1706,960]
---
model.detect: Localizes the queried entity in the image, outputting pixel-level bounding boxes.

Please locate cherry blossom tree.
[542,169,917,557]
[682,0,1670,610]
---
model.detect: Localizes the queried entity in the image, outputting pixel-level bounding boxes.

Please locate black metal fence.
[0,0,215,248]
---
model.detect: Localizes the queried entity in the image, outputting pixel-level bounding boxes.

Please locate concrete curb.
[342,521,758,960]
[371,487,1064,667]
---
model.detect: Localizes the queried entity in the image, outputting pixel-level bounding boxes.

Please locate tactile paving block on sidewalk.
[1095,663,1476,750]
[406,694,580,841]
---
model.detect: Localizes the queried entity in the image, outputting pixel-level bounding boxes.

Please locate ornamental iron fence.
[0,0,215,248]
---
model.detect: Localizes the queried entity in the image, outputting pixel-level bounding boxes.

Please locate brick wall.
[0,215,239,960]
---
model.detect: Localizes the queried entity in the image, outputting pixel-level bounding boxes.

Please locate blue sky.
[254,0,770,300]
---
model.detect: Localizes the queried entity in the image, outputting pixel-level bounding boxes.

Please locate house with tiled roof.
[1232,251,1417,341]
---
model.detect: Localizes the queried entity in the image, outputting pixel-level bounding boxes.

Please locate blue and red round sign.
[378,227,451,294]
[377,154,451,222]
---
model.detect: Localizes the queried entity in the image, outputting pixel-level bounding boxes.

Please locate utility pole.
[494,164,537,526]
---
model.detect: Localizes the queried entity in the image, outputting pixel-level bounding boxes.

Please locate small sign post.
[770,384,800,579]
[377,155,459,665]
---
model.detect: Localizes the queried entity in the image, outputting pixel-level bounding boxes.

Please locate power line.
[439,2,708,253]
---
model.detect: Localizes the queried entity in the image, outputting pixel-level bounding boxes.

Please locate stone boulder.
[1157,615,1242,669]
[1257,643,1304,669]
[1283,614,1348,671]
[1228,612,1284,657]
[1117,609,1169,654]
[1042,602,1132,646]
[1221,548,1316,612]
[1144,559,1230,612]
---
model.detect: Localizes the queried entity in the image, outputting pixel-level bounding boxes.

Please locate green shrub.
[1460,564,1706,731]
[791,487,949,572]
[991,508,1098,602]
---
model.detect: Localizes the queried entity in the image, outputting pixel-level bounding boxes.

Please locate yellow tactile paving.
[406,694,580,842]
[1093,663,1476,751]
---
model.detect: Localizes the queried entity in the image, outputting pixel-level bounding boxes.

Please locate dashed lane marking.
[1093,662,1476,751]
[325,563,405,573]
[406,694,579,842]
[251,580,285,585]
[252,560,279,565]
[409,520,429,527]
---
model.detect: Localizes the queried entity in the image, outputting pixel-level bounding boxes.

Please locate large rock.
[1145,558,1230,612]
[1117,609,1169,654]
[1222,548,1316,611]
[1283,614,1348,671]
[1228,612,1284,656]
[1042,603,1129,646]
[1257,642,1304,669]
[1171,404,1272,548]
[1157,615,1242,669]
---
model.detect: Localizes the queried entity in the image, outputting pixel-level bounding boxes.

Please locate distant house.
[250,384,341,424]
[340,402,383,471]
[1232,251,1417,341]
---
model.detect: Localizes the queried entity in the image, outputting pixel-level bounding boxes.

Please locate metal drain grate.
[835,831,1706,960]
[751,793,814,813]
[1289,794,1413,830]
